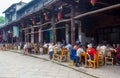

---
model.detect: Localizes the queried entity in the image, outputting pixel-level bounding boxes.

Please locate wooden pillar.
[39,28,41,43]
[39,27,43,43]
[66,24,69,44]
[25,28,29,42]
[78,21,82,43]
[20,29,23,43]
[51,13,56,43]
[18,30,21,43]
[25,29,27,42]
[71,5,75,45]
[11,28,13,44]
[31,27,34,43]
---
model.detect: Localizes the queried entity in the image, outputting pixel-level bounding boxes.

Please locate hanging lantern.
[21,22,24,28]
[58,12,62,20]
[32,19,36,25]
[0,35,3,39]
[90,0,96,6]
[44,13,49,20]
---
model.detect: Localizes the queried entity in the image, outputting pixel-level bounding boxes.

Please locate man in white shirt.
[100,44,106,56]
[65,43,72,50]
[43,42,48,49]
[75,45,84,67]
[48,43,54,60]
[43,42,48,54]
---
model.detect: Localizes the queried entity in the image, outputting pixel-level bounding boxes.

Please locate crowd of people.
[0,40,120,67]
[69,41,120,67]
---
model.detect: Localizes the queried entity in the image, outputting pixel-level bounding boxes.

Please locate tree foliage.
[0,16,5,24]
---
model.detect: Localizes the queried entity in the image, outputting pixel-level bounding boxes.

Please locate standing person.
[23,43,27,55]
[27,42,30,53]
[75,45,84,67]
[43,42,48,54]
[27,42,32,54]
[57,42,62,53]
[2,43,5,51]
[48,43,54,60]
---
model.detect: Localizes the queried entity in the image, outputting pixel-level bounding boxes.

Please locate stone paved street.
[0,51,93,78]
[10,50,120,78]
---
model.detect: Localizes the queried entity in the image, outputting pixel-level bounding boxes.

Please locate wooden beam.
[97,2,110,6]
[26,27,65,34]
[55,18,71,25]
[18,18,69,32]
[74,3,120,19]
[40,22,51,27]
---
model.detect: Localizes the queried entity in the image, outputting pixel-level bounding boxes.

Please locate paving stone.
[9,50,120,78]
[0,51,92,78]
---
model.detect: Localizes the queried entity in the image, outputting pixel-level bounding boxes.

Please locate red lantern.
[0,35,3,39]
[21,22,24,28]
[58,12,62,20]
[32,19,35,25]
[44,13,49,20]
[90,0,96,6]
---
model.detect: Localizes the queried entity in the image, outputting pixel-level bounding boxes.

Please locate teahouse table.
[80,52,89,66]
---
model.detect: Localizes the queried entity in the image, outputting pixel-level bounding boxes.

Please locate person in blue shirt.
[70,46,76,61]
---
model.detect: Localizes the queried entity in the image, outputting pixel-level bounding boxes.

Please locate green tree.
[0,16,5,24]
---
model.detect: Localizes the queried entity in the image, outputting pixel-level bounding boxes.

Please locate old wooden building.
[0,0,120,45]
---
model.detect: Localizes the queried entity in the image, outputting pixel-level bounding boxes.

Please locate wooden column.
[31,27,34,43]
[18,26,21,43]
[51,13,56,43]
[25,28,29,42]
[71,5,75,45]
[20,29,23,43]
[25,29,27,42]
[39,13,44,44]
[66,24,69,44]
[78,21,82,43]
[39,27,43,43]
[11,28,13,44]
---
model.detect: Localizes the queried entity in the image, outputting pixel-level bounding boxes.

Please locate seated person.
[65,43,72,50]
[113,44,120,65]
[75,45,84,67]
[116,44,120,58]
[70,46,76,62]
[87,44,97,67]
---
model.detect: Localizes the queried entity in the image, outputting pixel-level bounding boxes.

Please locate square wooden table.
[80,52,89,66]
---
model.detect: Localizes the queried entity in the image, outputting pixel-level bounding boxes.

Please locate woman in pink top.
[116,44,120,59]
[113,44,120,65]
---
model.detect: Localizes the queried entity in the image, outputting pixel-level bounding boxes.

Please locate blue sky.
[0,0,31,16]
